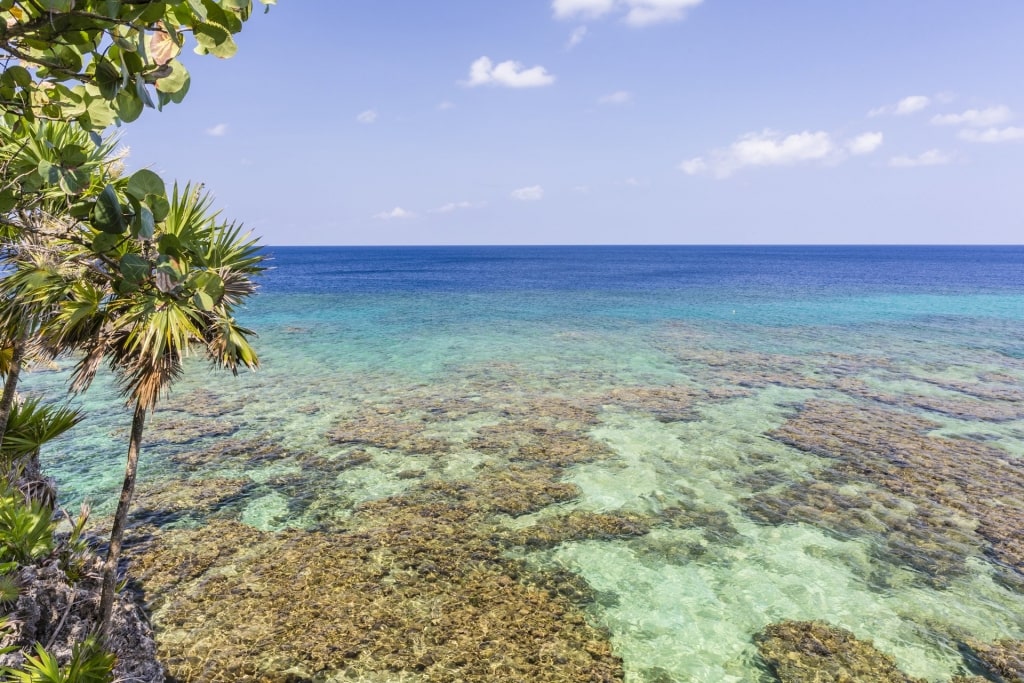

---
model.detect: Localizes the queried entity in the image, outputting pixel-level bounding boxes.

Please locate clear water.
[23,246,1024,681]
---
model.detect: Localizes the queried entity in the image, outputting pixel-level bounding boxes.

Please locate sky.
[119,1,1024,246]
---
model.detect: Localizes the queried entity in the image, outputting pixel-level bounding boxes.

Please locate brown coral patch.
[681,349,833,391]
[128,469,625,682]
[144,416,240,446]
[169,436,295,471]
[755,620,925,683]
[158,388,247,418]
[832,377,1024,422]
[961,638,1024,683]
[128,477,254,528]
[327,412,452,455]
[747,401,1024,587]
[468,422,614,467]
[501,511,652,549]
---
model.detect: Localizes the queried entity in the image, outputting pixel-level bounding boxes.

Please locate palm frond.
[1,397,84,462]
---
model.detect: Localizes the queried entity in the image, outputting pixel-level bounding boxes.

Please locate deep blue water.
[257,245,1024,296]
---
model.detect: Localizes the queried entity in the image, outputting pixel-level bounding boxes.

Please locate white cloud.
[553,0,615,20]
[678,157,707,175]
[958,126,1024,143]
[895,95,931,115]
[680,129,835,178]
[623,0,703,26]
[931,105,1012,127]
[463,57,555,88]
[847,131,884,155]
[553,0,702,25]
[599,90,632,105]
[888,149,951,168]
[868,95,931,117]
[431,201,484,213]
[356,109,378,124]
[206,123,228,137]
[566,25,588,49]
[374,207,416,219]
[437,101,455,111]
[511,185,544,201]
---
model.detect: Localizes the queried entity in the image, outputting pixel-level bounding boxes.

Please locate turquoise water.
[22,246,1024,681]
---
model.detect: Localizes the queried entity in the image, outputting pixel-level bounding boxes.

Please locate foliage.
[0,484,53,565]
[55,503,91,583]
[0,0,269,649]
[1,637,115,683]
[0,398,82,465]
[0,568,18,604]
[0,0,272,133]
[0,118,118,217]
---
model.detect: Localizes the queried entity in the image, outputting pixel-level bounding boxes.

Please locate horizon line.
[260,243,1024,248]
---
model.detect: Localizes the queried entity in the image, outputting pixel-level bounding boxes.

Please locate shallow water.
[24,246,1024,682]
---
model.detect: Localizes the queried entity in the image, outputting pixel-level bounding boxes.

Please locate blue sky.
[120,1,1024,245]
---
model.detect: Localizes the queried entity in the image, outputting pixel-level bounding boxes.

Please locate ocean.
[26,246,1024,682]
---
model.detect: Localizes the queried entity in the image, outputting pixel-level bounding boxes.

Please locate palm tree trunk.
[98,402,147,640]
[0,336,26,454]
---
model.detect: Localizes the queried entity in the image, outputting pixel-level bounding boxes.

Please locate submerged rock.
[755,620,924,683]
[126,441,627,681]
[745,400,1024,588]
[960,638,1024,683]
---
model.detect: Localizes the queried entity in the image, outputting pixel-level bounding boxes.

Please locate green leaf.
[133,205,155,239]
[113,89,144,122]
[58,167,90,194]
[193,270,225,300]
[119,253,150,283]
[154,59,189,95]
[50,45,84,74]
[95,58,121,99]
[147,193,170,222]
[135,74,156,109]
[2,65,30,88]
[92,184,126,234]
[193,290,216,311]
[193,22,237,58]
[157,233,182,256]
[186,0,209,21]
[36,159,59,184]
[84,96,117,130]
[92,232,121,253]
[39,0,74,10]
[59,144,87,167]
[0,189,16,213]
[126,168,166,200]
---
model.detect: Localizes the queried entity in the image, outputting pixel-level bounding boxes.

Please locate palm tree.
[0,120,119,451]
[46,183,265,637]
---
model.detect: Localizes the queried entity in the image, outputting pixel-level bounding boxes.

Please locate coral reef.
[755,620,925,683]
[158,388,248,418]
[744,401,1024,588]
[832,377,1024,423]
[960,638,1024,683]
[127,486,625,682]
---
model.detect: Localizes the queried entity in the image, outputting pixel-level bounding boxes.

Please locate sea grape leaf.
[126,169,165,201]
[119,254,150,284]
[92,232,121,254]
[92,185,126,234]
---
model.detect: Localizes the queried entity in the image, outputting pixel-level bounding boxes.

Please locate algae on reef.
[744,400,1024,589]
[756,620,926,683]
